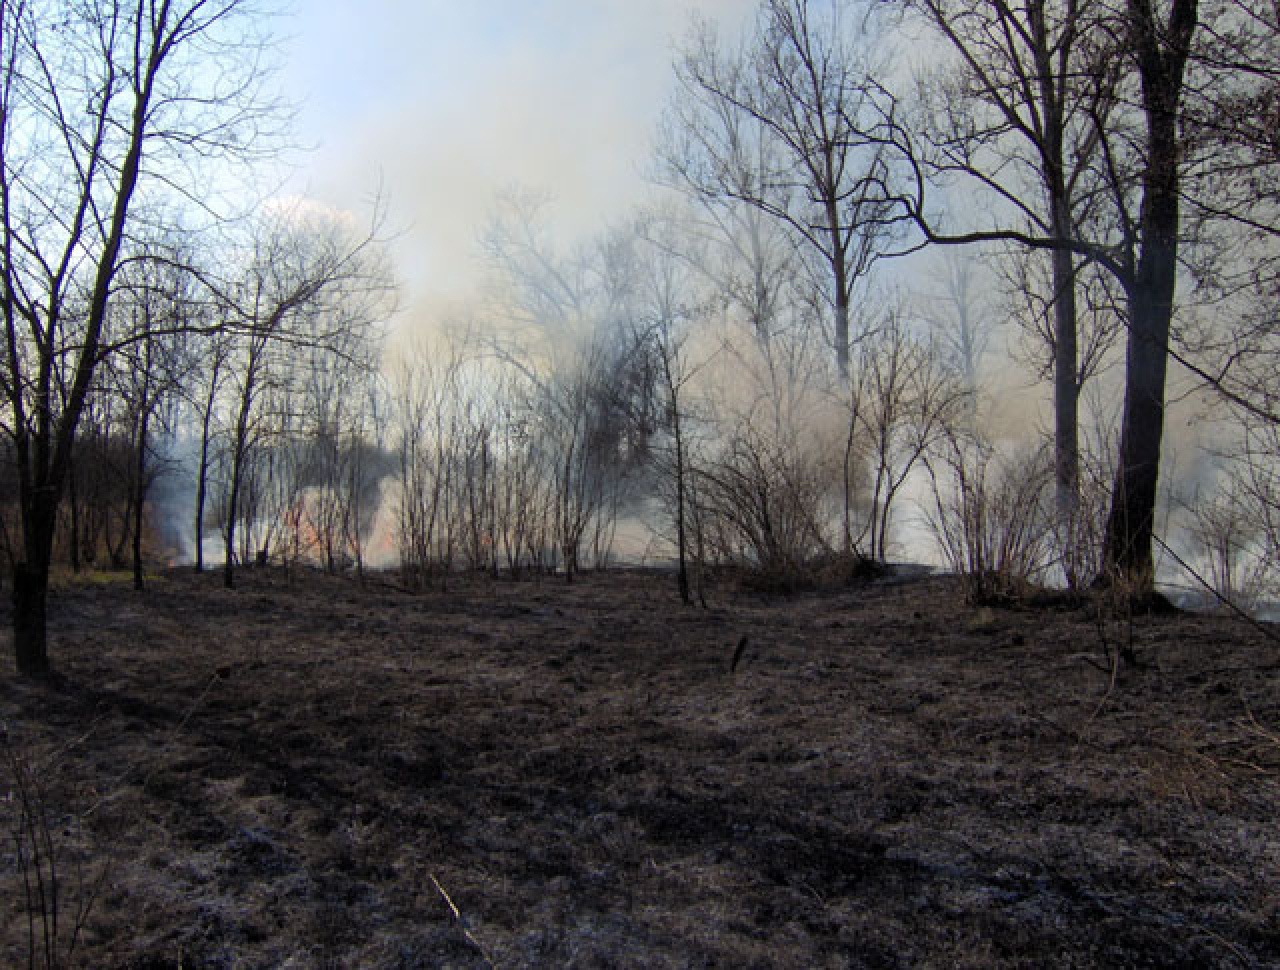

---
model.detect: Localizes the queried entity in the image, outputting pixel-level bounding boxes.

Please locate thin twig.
[430,873,496,968]
[1084,642,1121,727]
[1154,534,1280,647]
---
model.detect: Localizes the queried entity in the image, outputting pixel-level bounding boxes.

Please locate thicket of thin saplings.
[0,221,1275,612]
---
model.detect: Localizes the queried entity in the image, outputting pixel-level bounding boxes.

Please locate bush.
[925,432,1056,603]
[693,428,837,580]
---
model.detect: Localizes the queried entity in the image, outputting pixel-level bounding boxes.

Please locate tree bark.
[193,358,221,574]
[223,442,244,590]
[1102,0,1197,588]
[835,291,851,381]
[13,562,49,676]
[132,409,150,591]
[1105,274,1171,585]
[1051,237,1082,575]
[13,489,57,676]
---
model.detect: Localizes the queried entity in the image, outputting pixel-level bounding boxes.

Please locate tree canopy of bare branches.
[0,0,284,673]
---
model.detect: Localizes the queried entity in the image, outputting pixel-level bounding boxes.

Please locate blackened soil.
[1,567,1277,968]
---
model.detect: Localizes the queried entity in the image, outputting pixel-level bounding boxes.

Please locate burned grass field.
[1,567,1278,968]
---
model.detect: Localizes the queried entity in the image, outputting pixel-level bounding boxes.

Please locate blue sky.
[278,1,755,329]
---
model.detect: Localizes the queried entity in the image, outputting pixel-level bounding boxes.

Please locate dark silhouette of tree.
[0,0,283,674]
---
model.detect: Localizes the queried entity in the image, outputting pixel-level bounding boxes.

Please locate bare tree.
[845,309,970,561]
[897,0,1127,581]
[670,0,905,378]
[658,62,803,352]
[298,356,384,576]
[917,247,997,393]
[535,342,630,581]
[215,204,391,589]
[189,324,235,572]
[392,341,460,589]
[632,212,716,604]
[0,0,282,674]
[1173,1,1280,426]
[1082,0,1198,588]
[107,241,203,590]
[863,0,1239,590]
[924,429,1057,601]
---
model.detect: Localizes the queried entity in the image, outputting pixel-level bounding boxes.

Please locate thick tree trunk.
[13,563,49,676]
[1102,0,1196,590]
[1104,260,1173,586]
[13,490,58,676]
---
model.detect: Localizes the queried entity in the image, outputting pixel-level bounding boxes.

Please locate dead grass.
[1,566,1277,968]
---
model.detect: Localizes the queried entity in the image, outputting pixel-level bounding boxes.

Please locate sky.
[279,0,756,331]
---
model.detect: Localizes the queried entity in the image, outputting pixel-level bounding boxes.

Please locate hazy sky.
[280,1,755,329]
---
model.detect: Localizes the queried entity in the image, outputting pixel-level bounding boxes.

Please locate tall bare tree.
[107,239,203,590]
[0,0,282,674]
[669,0,906,378]
[1096,0,1198,586]
[901,0,1123,579]
[632,211,715,604]
[870,0,1224,589]
[917,248,996,393]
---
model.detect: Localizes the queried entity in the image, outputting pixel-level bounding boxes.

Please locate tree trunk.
[1104,267,1173,586]
[13,490,57,676]
[224,361,259,590]
[1102,0,1196,589]
[673,408,690,606]
[223,488,239,589]
[13,563,49,676]
[223,442,245,590]
[193,370,219,574]
[132,411,151,592]
[1051,238,1082,581]
[834,274,851,381]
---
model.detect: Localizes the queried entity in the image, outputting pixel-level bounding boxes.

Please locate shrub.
[925,431,1056,603]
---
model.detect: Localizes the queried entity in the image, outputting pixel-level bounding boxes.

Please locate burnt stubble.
[2,568,1277,968]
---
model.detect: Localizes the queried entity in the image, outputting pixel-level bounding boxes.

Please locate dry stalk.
[430,872,496,967]
[2,727,110,970]
[1083,643,1121,728]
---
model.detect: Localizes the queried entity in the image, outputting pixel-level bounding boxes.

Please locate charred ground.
[1,567,1277,968]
